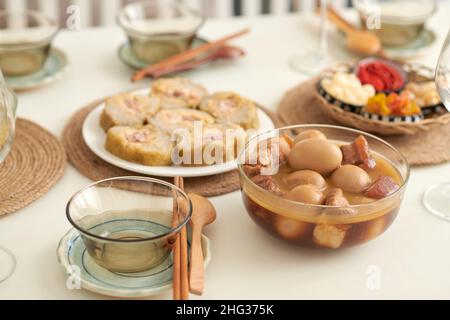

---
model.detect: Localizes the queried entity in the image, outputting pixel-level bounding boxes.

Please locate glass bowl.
[66,176,192,273]
[0,71,17,163]
[0,10,58,76]
[354,0,437,47]
[237,125,410,249]
[117,0,205,64]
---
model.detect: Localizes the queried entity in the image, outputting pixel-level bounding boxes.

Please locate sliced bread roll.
[100,93,160,131]
[172,122,247,166]
[105,125,173,166]
[199,92,259,130]
[150,108,215,133]
[151,77,208,109]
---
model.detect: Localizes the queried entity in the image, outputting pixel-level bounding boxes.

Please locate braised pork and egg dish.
[240,129,406,249]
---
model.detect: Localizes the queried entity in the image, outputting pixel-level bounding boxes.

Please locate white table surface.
[1,8,450,300]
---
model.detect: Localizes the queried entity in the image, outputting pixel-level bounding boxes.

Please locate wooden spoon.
[325,5,384,57]
[188,193,217,295]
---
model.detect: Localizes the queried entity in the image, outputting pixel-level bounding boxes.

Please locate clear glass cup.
[0,10,58,76]
[0,68,17,283]
[117,0,205,64]
[423,29,450,220]
[289,0,329,75]
[66,176,192,273]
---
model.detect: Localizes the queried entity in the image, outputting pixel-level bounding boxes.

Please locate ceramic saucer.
[5,48,69,91]
[57,228,211,298]
[118,37,208,69]
[384,29,436,60]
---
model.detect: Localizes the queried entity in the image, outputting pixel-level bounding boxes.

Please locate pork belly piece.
[251,174,283,195]
[341,135,376,170]
[325,188,349,207]
[243,135,292,194]
[243,163,282,195]
[257,134,293,167]
[243,135,293,176]
[276,135,294,163]
[242,164,263,178]
[364,176,400,199]
[323,188,356,216]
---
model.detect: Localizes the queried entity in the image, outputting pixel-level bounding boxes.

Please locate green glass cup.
[117,0,205,64]
[66,177,192,273]
[0,10,58,76]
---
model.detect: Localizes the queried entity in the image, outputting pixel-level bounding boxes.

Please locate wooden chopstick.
[177,177,189,300]
[325,5,357,34]
[131,28,250,82]
[171,195,181,300]
[174,176,189,300]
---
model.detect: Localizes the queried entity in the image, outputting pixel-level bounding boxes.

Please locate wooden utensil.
[188,193,217,295]
[148,46,245,78]
[324,5,386,58]
[171,189,181,300]
[131,28,250,82]
[173,177,189,300]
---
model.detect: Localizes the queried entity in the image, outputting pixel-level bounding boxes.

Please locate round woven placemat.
[278,78,450,166]
[0,118,66,216]
[62,100,281,197]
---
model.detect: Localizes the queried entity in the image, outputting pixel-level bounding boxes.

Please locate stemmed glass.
[0,69,17,283]
[289,0,328,75]
[423,29,450,220]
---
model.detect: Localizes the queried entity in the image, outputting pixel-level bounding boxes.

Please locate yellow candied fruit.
[365,92,421,116]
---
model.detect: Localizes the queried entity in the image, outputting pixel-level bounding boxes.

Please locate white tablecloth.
[1,9,450,299]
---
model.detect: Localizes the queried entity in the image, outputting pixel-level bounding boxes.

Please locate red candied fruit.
[357,61,405,92]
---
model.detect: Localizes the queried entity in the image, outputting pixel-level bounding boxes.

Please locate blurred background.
[0,0,355,28]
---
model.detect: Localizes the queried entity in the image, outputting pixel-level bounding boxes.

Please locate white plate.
[82,89,275,178]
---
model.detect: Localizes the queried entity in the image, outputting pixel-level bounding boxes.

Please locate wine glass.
[422,29,450,220]
[289,0,328,75]
[0,68,17,283]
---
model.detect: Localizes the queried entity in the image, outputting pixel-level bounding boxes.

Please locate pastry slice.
[100,93,160,131]
[151,77,208,109]
[105,125,173,166]
[150,108,215,133]
[172,122,247,166]
[199,92,260,130]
